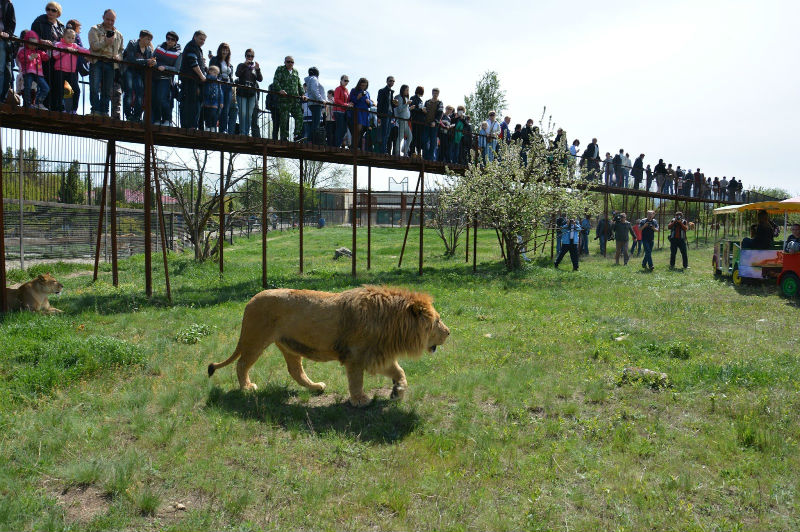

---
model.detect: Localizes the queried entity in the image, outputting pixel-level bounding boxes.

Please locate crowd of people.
[555,210,692,272]
[0,1,755,198]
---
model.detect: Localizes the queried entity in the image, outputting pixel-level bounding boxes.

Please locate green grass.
[1,226,799,531]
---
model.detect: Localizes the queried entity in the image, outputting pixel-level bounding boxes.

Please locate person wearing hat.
[152,31,180,125]
[121,29,155,122]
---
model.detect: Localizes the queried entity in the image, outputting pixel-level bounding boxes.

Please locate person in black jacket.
[376,76,395,154]
[632,154,644,190]
[179,30,207,129]
[0,0,16,102]
[31,2,64,110]
[121,30,155,122]
[409,86,425,156]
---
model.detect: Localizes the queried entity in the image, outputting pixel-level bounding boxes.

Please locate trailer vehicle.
[713,197,800,297]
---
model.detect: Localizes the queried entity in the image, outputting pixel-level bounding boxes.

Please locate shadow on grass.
[206,384,421,444]
[55,261,521,315]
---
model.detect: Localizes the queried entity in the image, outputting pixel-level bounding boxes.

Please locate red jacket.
[333,85,350,112]
[17,31,49,77]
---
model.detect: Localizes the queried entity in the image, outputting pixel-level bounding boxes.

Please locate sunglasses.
[285,60,294,64]
[46,7,58,12]
[166,37,176,42]
[342,79,349,82]
[246,55,254,58]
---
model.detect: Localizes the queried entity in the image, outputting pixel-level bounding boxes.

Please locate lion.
[208,285,450,406]
[5,273,64,313]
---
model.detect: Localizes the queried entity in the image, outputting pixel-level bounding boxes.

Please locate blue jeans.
[581,231,589,254]
[123,69,144,121]
[0,41,7,103]
[23,73,50,106]
[238,94,256,136]
[598,234,607,256]
[487,140,498,162]
[219,85,237,134]
[309,104,322,143]
[630,239,642,255]
[90,61,115,115]
[642,239,654,269]
[556,232,562,255]
[334,111,347,147]
[423,125,438,160]
[151,78,173,124]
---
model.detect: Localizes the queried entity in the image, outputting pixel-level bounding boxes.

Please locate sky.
[14,0,799,195]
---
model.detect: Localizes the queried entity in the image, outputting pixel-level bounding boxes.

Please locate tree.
[58,160,83,205]
[157,150,252,261]
[288,159,348,189]
[427,188,467,258]
[464,71,508,123]
[446,133,596,270]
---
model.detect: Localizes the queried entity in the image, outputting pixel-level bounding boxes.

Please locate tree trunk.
[503,234,521,270]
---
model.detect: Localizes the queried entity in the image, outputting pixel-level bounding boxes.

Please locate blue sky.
[14,0,800,194]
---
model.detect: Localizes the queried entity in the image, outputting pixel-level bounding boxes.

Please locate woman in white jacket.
[394,84,412,156]
[304,67,325,144]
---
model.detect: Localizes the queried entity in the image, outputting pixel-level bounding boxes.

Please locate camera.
[613,214,622,222]
[106,30,114,38]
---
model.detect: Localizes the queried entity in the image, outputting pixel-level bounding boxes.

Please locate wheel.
[732,265,742,286]
[780,272,800,298]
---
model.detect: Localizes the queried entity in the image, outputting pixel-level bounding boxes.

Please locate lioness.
[5,273,64,313]
[208,285,450,406]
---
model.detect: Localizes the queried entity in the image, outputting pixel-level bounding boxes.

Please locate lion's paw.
[241,382,258,391]
[348,394,371,407]
[311,382,326,393]
[390,385,406,400]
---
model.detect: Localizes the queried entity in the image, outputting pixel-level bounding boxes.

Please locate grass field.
[1,226,798,531]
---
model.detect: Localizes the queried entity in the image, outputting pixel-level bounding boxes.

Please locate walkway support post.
[419,168,424,276]
[299,158,304,274]
[143,67,153,297]
[367,165,372,270]
[93,147,111,281]
[262,147,268,288]
[150,146,172,303]
[398,171,422,268]
[109,140,118,286]
[219,152,224,275]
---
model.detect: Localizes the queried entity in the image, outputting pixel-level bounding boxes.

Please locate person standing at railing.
[409,86,425,157]
[178,30,207,129]
[235,49,262,136]
[348,77,372,150]
[0,0,17,103]
[88,9,123,117]
[376,76,395,154]
[631,154,644,190]
[152,31,180,126]
[64,20,86,113]
[653,159,666,193]
[644,164,652,191]
[393,84,412,157]
[273,56,304,141]
[52,28,89,113]
[422,88,443,161]
[304,67,325,144]
[265,81,280,140]
[16,30,49,109]
[665,163,675,195]
[121,30,155,123]
[209,43,235,134]
[483,110,499,163]
[477,121,488,165]
[324,89,336,146]
[452,106,466,164]
[438,106,453,163]
[332,75,350,148]
[201,65,221,132]
[30,2,63,110]
[602,152,613,185]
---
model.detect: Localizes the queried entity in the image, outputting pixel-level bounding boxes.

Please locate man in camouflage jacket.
[272,55,303,140]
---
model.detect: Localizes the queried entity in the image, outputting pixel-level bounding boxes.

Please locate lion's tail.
[208,349,241,377]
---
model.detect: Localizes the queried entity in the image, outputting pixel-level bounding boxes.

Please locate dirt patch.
[52,485,110,524]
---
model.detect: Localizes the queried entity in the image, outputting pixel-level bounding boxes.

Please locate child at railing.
[52,29,90,112]
[16,31,50,109]
[478,121,488,165]
[202,65,222,132]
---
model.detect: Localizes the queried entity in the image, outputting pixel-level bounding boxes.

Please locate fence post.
[93,148,111,281]
[0,122,7,313]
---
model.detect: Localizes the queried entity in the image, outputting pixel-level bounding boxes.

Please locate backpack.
[613,154,621,166]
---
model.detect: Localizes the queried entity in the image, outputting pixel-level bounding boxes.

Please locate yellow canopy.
[713,197,800,215]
